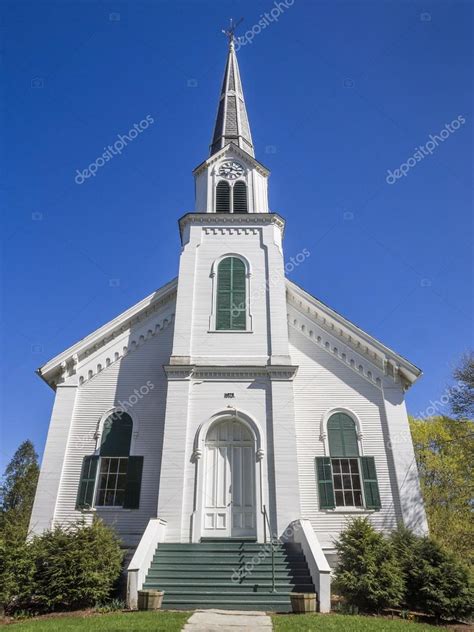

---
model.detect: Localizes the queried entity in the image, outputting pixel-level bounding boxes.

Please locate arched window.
[233,181,248,213]
[76,410,143,510]
[328,413,359,457]
[216,257,246,330]
[100,411,132,456]
[316,411,381,511]
[216,181,231,213]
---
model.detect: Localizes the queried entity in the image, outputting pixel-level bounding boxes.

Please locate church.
[29,35,428,613]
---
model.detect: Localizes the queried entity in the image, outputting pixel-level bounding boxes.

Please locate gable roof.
[286,279,421,388]
[38,278,178,389]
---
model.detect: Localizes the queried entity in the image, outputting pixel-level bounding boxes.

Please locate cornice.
[164,364,298,381]
[286,280,421,389]
[178,212,285,243]
[76,313,175,388]
[38,278,178,389]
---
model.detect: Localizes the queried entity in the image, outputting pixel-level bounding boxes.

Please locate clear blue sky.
[1,0,472,468]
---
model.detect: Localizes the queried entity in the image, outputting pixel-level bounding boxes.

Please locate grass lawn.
[272,613,439,632]
[4,611,191,631]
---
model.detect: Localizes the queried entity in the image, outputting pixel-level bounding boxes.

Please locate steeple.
[210,38,254,158]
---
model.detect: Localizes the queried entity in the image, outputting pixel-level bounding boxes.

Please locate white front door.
[202,419,256,538]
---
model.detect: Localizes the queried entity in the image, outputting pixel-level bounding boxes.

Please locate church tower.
[157,35,302,542]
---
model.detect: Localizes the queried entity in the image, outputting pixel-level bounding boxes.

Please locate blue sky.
[1,0,472,468]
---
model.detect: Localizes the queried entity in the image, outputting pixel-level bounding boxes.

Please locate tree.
[0,440,39,537]
[449,351,474,420]
[409,416,474,565]
[333,518,404,612]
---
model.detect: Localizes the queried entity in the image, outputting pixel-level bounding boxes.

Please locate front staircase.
[142,540,315,611]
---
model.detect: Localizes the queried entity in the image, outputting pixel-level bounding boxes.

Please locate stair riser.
[150,559,306,571]
[161,601,293,612]
[145,540,313,613]
[144,584,315,593]
[147,571,312,580]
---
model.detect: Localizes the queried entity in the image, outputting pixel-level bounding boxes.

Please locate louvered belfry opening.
[233,181,248,213]
[216,181,231,212]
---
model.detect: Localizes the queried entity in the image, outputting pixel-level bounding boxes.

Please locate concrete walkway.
[183,609,273,631]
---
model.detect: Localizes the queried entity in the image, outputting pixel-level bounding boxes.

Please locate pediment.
[38,278,178,389]
[193,143,270,178]
[286,279,421,390]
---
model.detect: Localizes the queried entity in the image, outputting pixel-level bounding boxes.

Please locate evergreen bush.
[391,526,474,621]
[2,518,123,614]
[333,517,404,612]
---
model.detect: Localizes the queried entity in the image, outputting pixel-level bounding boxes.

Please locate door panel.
[202,420,256,539]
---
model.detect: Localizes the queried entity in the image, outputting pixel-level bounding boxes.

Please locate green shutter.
[76,455,99,510]
[341,415,359,457]
[315,457,335,509]
[123,456,144,509]
[328,413,358,457]
[360,456,381,510]
[100,412,133,456]
[216,257,246,330]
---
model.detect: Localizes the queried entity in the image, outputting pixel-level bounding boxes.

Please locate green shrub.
[3,517,123,614]
[333,518,404,612]
[391,526,474,621]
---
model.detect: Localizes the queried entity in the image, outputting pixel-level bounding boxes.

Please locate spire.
[210,35,254,158]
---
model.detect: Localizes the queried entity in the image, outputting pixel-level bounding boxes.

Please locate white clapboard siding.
[289,324,401,551]
[53,318,174,547]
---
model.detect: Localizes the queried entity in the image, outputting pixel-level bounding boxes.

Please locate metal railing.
[262,505,277,593]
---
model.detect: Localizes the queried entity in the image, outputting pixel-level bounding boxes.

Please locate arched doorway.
[202,418,257,538]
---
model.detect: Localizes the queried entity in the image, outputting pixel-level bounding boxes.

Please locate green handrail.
[263,505,276,593]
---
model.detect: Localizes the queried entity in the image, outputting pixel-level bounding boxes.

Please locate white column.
[29,384,77,535]
[157,376,192,542]
[270,379,301,535]
[382,383,429,535]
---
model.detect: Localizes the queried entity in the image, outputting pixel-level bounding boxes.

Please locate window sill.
[208,330,253,334]
[323,507,376,514]
[95,506,134,512]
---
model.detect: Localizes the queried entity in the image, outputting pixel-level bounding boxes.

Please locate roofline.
[193,143,270,177]
[286,278,422,382]
[177,212,286,245]
[38,277,178,386]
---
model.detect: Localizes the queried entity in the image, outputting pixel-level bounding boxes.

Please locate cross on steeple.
[222,18,243,45]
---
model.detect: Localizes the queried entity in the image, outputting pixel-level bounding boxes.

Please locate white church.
[29,36,428,612]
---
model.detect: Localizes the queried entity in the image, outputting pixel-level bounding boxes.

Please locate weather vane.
[222,18,243,44]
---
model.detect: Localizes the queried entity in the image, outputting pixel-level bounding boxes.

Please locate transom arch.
[193,410,263,460]
[210,253,251,278]
[320,407,364,456]
[95,407,139,454]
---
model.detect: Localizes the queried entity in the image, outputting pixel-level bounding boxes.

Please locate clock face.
[218,161,245,180]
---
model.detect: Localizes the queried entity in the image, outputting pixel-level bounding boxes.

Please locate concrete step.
[161,597,293,612]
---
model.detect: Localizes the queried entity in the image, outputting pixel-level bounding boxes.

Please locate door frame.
[191,410,265,543]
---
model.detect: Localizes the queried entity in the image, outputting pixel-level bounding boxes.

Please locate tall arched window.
[76,410,143,510]
[233,181,248,213]
[316,412,381,510]
[216,257,246,330]
[327,413,362,507]
[216,181,231,213]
